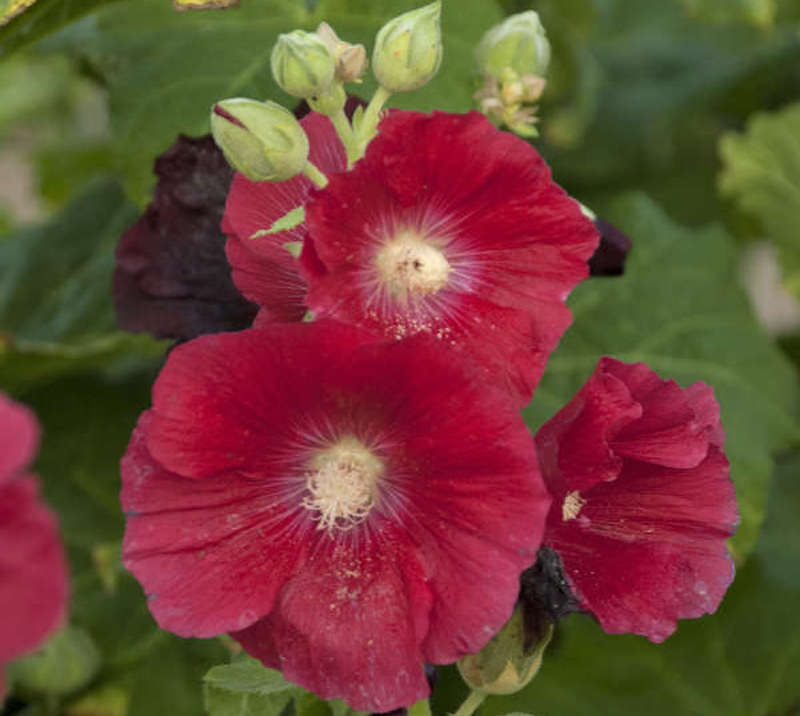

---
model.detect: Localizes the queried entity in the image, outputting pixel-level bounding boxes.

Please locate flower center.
[301,436,383,533]
[375,231,451,301]
[562,490,587,521]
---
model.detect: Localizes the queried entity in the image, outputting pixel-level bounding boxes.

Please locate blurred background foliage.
[1,0,800,714]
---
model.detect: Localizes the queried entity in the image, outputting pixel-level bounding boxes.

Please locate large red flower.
[301,111,599,404]
[535,357,738,642]
[222,113,347,324]
[121,320,549,711]
[0,393,68,700]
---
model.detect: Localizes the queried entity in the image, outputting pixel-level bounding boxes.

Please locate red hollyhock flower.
[535,357,738,642]
[300,111,599,404]
[222,113,347,324]
[0,393,68,699]
[121,320,549,711]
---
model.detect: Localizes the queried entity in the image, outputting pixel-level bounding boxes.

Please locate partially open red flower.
[535,357,738,642]
[0,393,68,699]
[121,320,549,711]
[301,111,599,404]
[222,113,347,324]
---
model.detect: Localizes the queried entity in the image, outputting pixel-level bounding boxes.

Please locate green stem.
[303,160,329,188]
[408,698,433,716]
[354,84,392,159]
[329,107,358,168]
[452,689,487,716]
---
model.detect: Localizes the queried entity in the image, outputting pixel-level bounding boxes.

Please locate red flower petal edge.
[121,320,550,711]
[223,113,347,322]
[0,393,68,699]
[301,111,599,404]
[535,357,738,642]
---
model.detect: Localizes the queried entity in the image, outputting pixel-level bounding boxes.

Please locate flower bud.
[457,605,553,695]
[271,30,336,98]
[372,0,442,92]
[210,98,309,182]
[476,10,551,80]
[316,22,369,83]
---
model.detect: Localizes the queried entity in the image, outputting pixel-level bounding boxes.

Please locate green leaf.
[56,0,501,203]
[204,654,297,716]
[0,0,123,58]
[523,194,799,556]
[719,102,800,300]
[0,178,167,391]
[679,0,776,28]
[250,205,305,239]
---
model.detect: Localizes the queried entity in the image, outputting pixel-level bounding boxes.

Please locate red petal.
[0,393,38,484]
[234,526,432,712]
[0,476,68,663]
[547,448,736,641]
[147,322,375,479]
[122,412,305,637]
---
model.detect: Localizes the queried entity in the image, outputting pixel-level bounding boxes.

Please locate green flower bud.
[271,30,336,99]
[8,626,101,698]
[210,98,309,182]
[457,606,553,695]
[476,11,551,80]
[372,0,442,92]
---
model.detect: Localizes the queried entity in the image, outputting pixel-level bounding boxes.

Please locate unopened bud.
[457,605,553,695]
[210,99,309,182]
[316,22,369,83]
[271,30,336,98]
[9,627,101,698]
[372,0,442,92]
[476,11,551,80]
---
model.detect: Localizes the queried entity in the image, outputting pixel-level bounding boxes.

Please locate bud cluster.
[474,11,551,137]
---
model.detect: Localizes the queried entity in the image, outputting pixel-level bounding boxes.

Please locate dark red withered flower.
[222,113,347,324]
[121,320,549,711]
[300,111,599,404]
[535,357,738,642]
[0,393,68,699]
[588,218,632,277]
[114,134,257,340]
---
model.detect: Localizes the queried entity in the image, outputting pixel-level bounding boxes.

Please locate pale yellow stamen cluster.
[302,436,384,533]
[375,231,451,302]
[562,490,587,521]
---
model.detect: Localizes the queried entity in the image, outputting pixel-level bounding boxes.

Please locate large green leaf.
[0,178,166,392]
[50,0,500,203]
[523,194,799,556]
[719,102,800,300]
[432,452,800,716]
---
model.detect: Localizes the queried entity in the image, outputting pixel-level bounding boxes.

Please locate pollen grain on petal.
[561,490,586,521]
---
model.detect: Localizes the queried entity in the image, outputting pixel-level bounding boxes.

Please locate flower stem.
[408,698,433,716]
[353,84,392,159]
[329,107,358,168]
[303,160,329,189]
[452,689,487,716]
